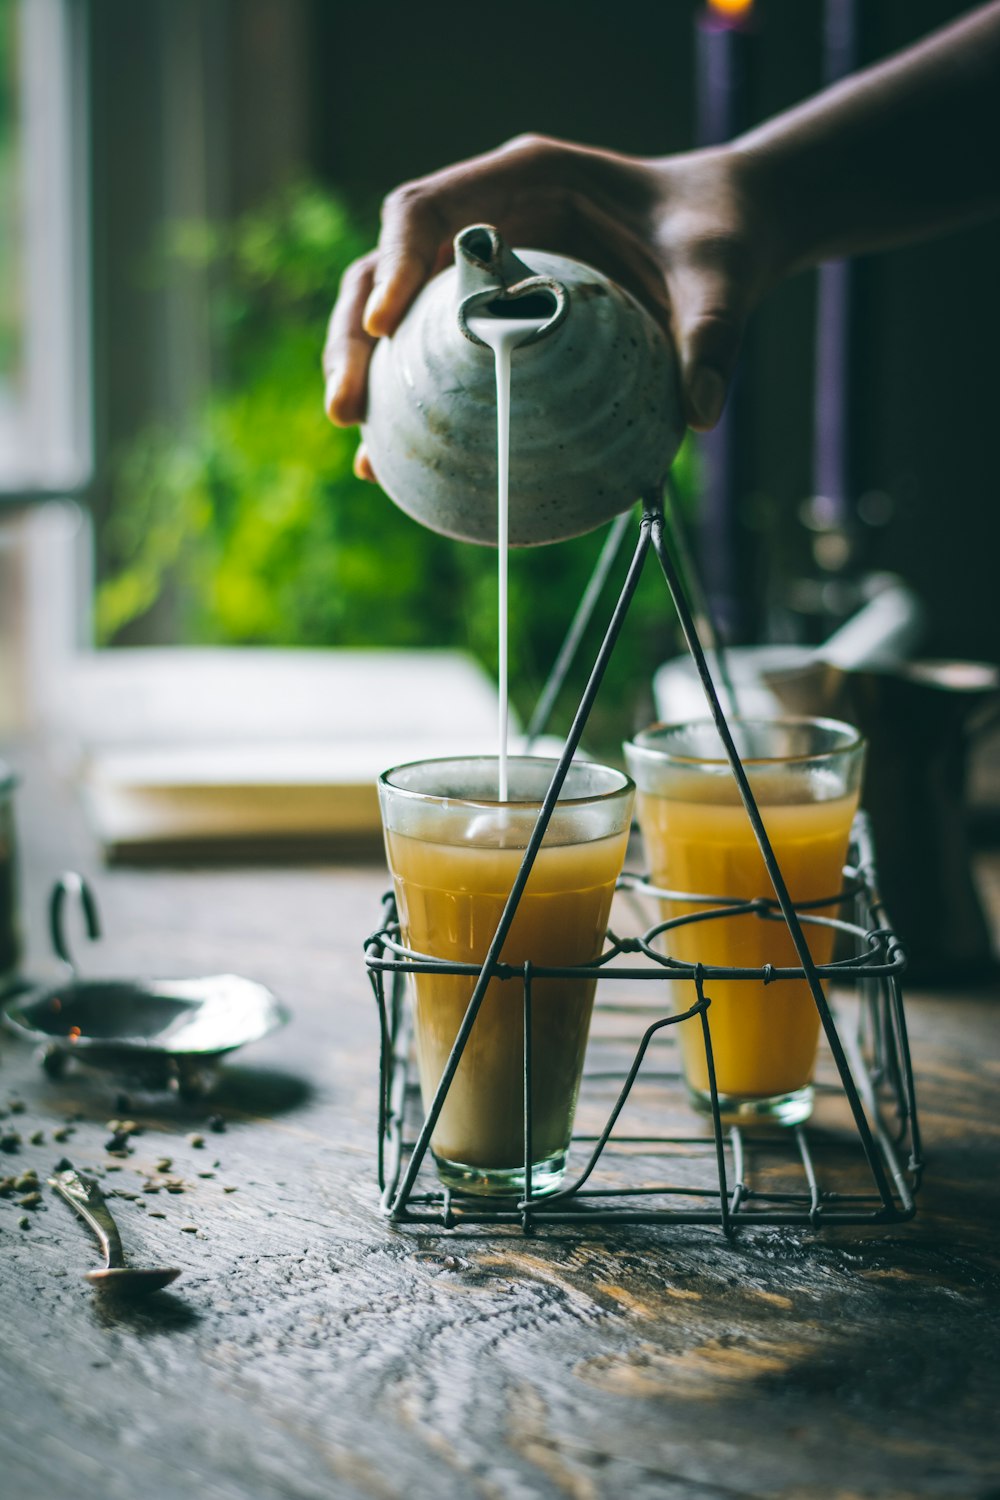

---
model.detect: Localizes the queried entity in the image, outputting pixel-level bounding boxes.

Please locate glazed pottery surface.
[362,224,683,546]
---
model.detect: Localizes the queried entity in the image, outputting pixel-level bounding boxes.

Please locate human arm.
[323,1,1000,461]
[736,0,1000,273]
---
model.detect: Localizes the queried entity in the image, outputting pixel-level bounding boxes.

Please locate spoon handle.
[49,1166,126,1270]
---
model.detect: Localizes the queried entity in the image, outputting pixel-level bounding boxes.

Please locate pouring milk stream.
[359,222,684,798]
[465,313,552,800]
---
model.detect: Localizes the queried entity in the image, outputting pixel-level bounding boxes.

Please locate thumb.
[668,266,747,431]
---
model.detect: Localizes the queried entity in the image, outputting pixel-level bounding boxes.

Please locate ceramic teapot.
[361,224,684,546]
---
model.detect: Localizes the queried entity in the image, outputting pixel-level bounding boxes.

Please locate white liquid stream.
[465,315,549,802]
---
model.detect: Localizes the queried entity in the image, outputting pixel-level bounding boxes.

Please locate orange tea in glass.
[625,718,864,1125]
[378,757,634,1195]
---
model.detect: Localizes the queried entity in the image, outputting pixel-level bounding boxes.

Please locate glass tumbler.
[625,718,865,1126]
[378,756,634,1196]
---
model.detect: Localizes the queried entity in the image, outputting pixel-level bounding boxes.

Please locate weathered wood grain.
[1,742,999,1500]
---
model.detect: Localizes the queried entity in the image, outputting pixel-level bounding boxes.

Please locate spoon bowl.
[50,1166,183,1297]
[85,1265,182,1295]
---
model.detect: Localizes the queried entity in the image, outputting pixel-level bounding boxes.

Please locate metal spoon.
[48,1166,181,1295]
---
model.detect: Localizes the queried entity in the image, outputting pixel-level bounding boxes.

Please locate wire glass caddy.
[365,491,923,1234]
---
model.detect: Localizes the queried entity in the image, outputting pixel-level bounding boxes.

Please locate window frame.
[0,0,91,503]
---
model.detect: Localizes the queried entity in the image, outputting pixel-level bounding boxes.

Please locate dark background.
[88,0,1000,660]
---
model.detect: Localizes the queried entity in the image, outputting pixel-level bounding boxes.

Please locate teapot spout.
[455,224,538,296]
[455,224,568,347]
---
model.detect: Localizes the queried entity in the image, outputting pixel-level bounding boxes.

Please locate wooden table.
[2,742,999,1500]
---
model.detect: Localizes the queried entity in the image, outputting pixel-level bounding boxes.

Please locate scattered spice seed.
[8,1101,25,1114]
[29,1130,44,1146]
[207,1114,226,1133]
[113,1190,139,1201]
[223,1186,237,1194]
[148,1210,166,1219]
[165,1185,185,1195]
[1,1132,22,1153]
[197,1171,215,1179]
[155,1158,172,1172]
[17,1214,29,1229]
[142,1183,161,1194]
[18,1191,42,1208]
[187,1134,205,1149]
[104,1164,123,1173]
[0,1178,15,1197]
[53,1157,73,1173]
[13,1172,38,1191]
[179,1224,198,1234]
[51,1127,72,1143]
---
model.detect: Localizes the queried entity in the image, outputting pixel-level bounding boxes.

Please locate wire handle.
[49,871,101,977]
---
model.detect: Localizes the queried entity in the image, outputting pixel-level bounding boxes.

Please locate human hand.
[322,133,779,475]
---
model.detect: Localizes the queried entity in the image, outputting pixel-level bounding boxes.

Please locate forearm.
[324,5,1000,439]
[728,1,1000,275]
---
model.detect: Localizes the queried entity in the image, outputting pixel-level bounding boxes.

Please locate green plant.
[97,182,694,758]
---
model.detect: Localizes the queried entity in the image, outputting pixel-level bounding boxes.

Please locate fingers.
[325,126,771,451]
[353,442,376,483]
[360,135,576,337]
[324,140,550,425]
[323,254,378,426]
[687,364,729,431]
[666,258,748,430]
[325,151,511,426]
[363,188,446,337]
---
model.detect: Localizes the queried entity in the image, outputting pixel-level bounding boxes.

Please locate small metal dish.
[4,873,290,1097]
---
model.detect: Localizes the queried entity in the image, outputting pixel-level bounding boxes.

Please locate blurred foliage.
[97,182,694,758]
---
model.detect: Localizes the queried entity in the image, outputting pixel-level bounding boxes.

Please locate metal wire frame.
[364,493,923,1234]
[365,826,919,1233]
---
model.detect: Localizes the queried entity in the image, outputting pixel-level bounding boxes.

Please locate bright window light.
[0,0,90,497]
